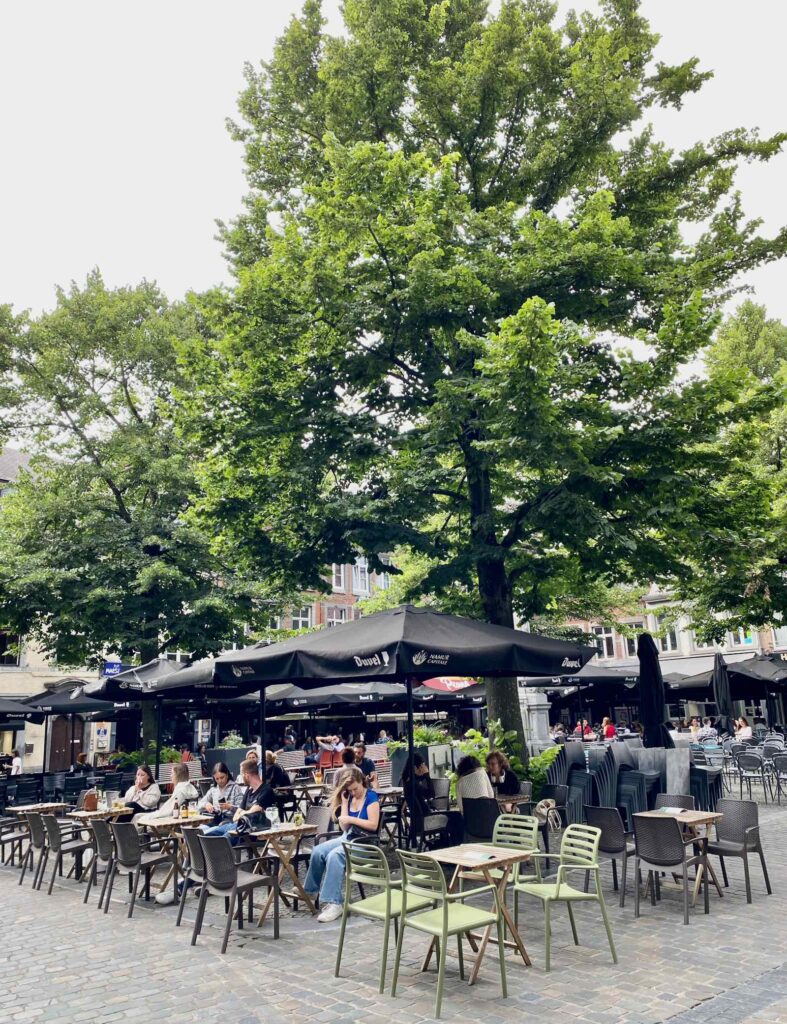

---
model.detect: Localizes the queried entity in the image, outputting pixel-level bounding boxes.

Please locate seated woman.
[455,754,494,812]
[401,754,463,847]
[304,767,379,923]
[736,716,753,740]
[264,750,290,789]
[197,761,244,824]
[601,717,617,740]
[137,762,199,825]
[122,765,162,821]
[486,750,520,796]
[236,748,259,784]
[71,752,92,774]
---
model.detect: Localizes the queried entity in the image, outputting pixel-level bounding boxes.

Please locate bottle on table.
[172,799,180,820]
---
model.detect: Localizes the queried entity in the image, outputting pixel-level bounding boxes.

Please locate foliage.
[524,745,561,802]
[217,730,248,749]
[447,718,527,797]
[387,723,450,754]
[178,0,787,747]
[112,744,181,769]
[0,273,280,669]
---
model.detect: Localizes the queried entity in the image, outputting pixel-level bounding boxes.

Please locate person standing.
[10,749,22,775]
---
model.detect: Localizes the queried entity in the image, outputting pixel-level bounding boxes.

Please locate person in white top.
[122,765,162,821]
[735,716,753,740]
[10,749,22,775]
[236,748,259,784]
[455,755,495,813]
[137,762,198,824]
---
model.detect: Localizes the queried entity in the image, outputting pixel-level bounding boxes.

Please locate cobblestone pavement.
[2,802,787,1024]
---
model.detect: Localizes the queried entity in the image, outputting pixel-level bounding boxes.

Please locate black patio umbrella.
[522,663,639,688]
[0,696,44,730]
[216,605,596,843]
[637,633,674,748]
[269,681,409,710]
[711,653,735,737]
[412,682,487,704]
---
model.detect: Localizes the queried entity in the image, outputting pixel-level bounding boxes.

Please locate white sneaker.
[317,903,343,923]
[154,890,175,906]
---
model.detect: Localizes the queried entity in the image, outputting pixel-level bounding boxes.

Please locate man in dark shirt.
[353,743,378,788]
[202,759,274,844]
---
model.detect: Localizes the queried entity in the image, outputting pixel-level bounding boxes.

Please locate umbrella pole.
[406,676,416,850]
[259,688,266,758]
[155,697,163,777]
[70,714,75,771]
[43,713,49,774]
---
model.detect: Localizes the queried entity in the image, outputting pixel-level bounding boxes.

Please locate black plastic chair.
[583,805,633,906]
[104,821,178,917]
[632,815,709,925]
[40,814,92,894]
[62,776,88,807]
[0,815,28,870]
[462,797,500,842]
[706,798,771,904]
[20,812,47,887]
[654,793,695,811]
[84,818,114,907]
[11,776,39,806]
[176,826,208,927]
[192,835,279,953]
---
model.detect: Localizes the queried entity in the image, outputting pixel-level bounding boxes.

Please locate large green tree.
[181,0,787,744]
[0,274,277,707]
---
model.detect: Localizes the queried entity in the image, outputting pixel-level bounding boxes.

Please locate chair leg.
[18,846,32,886]
[221,891,237,954]
[649,871,657,906]
[103,865,117,914]
[566,902,579,945]
[611,858,618,892]
[682,868,690,925]
[128,867,142,919]
[743,852,752,904]
[544,902,552,972]
[758,847,772,895]
[456,932,464,982]
[98,859,113,910]
[495,916,508,999]
[35,849,49,891]
[191,885,209,945]
[390,910,406,997]
[335,903,349,978]
[378,915,390,994]
[176,869,192,927]
[434,935,447,1019]
[633,858,641,918]
[48,854,60,895]
[619,852,628,908]
[83,859,97,904]
[597,892,618,964]
[719,856,729,887]
[583,869,590,893]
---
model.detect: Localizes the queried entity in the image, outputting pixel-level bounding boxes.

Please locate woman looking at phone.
[198,762,244,822]
[304,767,380,923]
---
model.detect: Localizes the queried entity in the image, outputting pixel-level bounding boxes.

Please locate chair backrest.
[462,797,500,841]
[365,743,389,762]
[318,749,334,770]
[492,812,538,851]
[654,793,695,811]
[559,824,601,867]
[73,789,91,812]
[344,841,390,896]
[519,780,533,799]
[305,803,333,836]
[13,777,39,804]
[276,750,306,771]
[120,772,136,790]
[541,783,568,806]
[715,797,758,843]
[730,742,748,756]
[582,805,627,854]
[375,763,393,788]
[42,814,63,852]
[764,733,784,745]
[772,752,787,775]
[110,822,142,868]
[198,834,238,894]
[396,848,447,903]
[431,777,450,811]
[26,811,46,851]
[103,772,122,790]
[762,743,782,759]
[90,818,114,862]
[737,753,765,771]
[181,825,207,879]
[63,776,88,800]
[633,815,685,866]
[331,751,345,768]
[323,769,339,787]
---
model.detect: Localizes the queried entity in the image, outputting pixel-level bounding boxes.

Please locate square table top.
[67,808,131,821]
[495,793,531,806]
[140,813,214,830]
[634,809,723,827]
[8,803,68,814]
[424,842,532,871]
[249,822,318,840]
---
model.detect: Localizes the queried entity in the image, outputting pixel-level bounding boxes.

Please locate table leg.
[468,925,492,985]
[490,868,531,967]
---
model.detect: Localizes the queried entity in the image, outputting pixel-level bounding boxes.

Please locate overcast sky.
[2,1,785,322]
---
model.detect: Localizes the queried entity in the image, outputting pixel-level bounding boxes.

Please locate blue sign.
[102,661,130,677]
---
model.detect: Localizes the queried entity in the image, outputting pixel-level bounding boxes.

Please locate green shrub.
[112,743,180,769]
[387,724,450,754]
[524,745,561,800]
[217,730,247,749]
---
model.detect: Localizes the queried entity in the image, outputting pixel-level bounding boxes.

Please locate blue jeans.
[201,821,242,846]
[304,835,347,906]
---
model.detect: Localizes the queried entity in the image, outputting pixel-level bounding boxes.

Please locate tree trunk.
[462,432,528,762]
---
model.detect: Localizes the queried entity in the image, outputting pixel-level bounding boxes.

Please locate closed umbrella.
[711,653,735,738]
[637,633,674,748]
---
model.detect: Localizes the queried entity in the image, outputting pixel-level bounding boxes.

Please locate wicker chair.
[583,805,634,906]
[104,821,178,917]
[0,815,28,871]
[40,814,93,895]
[706,798,771,904]
[654,793,695,811]
[192,834,279,953]
[176,825,208,927]
[632,815,709,925]
[84,818,114,907]
[20,812,48,888]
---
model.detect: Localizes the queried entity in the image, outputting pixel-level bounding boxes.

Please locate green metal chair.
[514,823,617,972]
[334,842,433,994]
[392,848,508,1019]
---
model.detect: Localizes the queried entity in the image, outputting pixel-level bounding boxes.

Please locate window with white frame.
[624,622,645,657]
[376,555,391,590]
[593,625,616,658]
[291,606,312,631]
[0,632,20,667]
[352,556,370,594]
[327,606,349,628]
[728,627,755,648]
[655,615,678,652]
[332,564,346,592]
